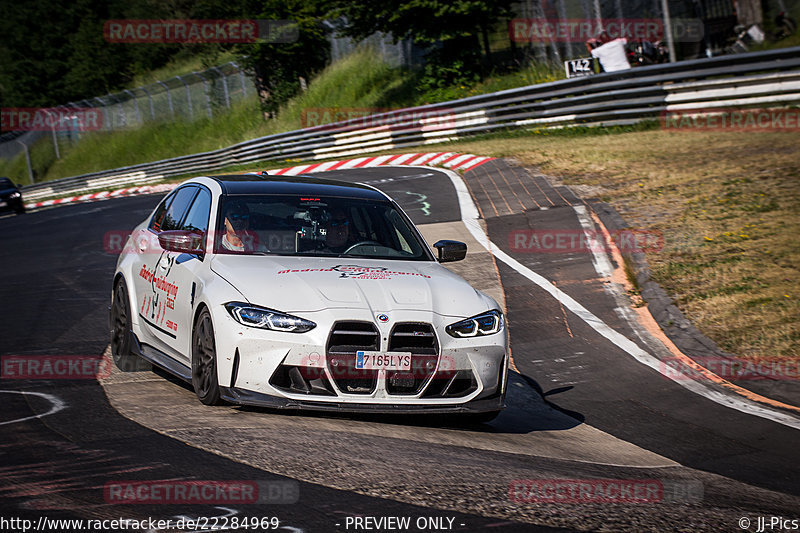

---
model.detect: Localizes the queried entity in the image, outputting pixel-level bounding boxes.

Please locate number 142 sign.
[565,57,596,78]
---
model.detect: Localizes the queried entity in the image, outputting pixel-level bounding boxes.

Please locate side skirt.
[130,331,192,383]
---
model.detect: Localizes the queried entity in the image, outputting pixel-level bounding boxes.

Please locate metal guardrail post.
[69,103,85,142]
[95,97,110,131]
[661,0,677,63]
[194,72,213,119]
[175,75,193,121]
[156,81,174,117]
[116,95,127,127]
[15,140,34,184]
[210,67,231,108]
[140,87,156,120]
[43,110,60,159]
[231,62,248,97]
[124,89,141,124]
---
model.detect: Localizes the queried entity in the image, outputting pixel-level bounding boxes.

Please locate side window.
[149,193,176,232]
[160,186,198,232]
[181,188,212,235]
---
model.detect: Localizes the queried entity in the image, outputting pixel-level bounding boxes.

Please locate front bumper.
[214,307,508,411]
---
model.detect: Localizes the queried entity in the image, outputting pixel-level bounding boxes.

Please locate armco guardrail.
[21,46,800,202]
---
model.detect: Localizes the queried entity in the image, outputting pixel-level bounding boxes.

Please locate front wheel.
[192,308,223,405]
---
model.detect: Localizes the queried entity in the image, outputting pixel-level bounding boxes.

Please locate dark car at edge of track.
[0,177,25,215]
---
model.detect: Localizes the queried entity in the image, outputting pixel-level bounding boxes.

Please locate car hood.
[209,255,495,317]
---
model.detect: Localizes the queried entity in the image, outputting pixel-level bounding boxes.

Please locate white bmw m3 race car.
[110,174,508,420]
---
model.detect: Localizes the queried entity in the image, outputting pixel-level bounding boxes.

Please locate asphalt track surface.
[1,164,799,532]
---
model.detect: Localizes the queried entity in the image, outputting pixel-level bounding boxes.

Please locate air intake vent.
[387,323,438,395]
[269,364,336,396]
[421,370,478,398]
[326,321,379,394]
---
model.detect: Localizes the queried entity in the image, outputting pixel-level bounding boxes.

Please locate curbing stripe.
[23,153,495,210]
[448,155,478,169]
[354,156,379,168]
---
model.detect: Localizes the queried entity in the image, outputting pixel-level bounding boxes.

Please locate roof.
[208,174,387,200]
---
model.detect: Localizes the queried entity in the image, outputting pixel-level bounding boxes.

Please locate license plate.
[355,351,412,371]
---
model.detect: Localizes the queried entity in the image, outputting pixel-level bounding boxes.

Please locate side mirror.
[433,240,467,263]
[158,230,203,255]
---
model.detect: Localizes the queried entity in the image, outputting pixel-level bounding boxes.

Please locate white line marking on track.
[573,204,614,278]
[0,389,66,426]
[441,168,800,431]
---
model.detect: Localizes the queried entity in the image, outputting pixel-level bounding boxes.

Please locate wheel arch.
[192,301,211,330]
[112,272,137,322]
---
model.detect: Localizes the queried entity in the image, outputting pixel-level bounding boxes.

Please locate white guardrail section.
[21,46,800,202]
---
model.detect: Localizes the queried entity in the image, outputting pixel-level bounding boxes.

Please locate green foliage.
[237,0,331,117]
[330,0,516,82]
[0,0,284,107]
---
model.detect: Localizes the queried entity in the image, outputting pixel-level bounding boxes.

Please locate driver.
[221,200,251,252]
[324,208,358,253]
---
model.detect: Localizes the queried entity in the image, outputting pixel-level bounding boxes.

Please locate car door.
[160,185,213,361]
[132,185,198,358]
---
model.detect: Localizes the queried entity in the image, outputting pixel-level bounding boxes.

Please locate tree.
[236,0,331,118]
[329,0,516,86]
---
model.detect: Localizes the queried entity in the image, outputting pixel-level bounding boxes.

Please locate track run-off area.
[1,160,799,532]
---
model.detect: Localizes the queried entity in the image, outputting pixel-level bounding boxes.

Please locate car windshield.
[0,178,14,188]
[214,194,433,261]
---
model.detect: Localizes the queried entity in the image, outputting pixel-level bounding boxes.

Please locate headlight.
[446,310,503,338]
[9,192,21,199]
[225,302,316,333]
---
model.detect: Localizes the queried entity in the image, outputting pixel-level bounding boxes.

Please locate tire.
[110,281,149,372]
[192,308,223,405]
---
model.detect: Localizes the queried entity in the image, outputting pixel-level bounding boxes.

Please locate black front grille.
[326,321,379,394]
[386,323,438,395]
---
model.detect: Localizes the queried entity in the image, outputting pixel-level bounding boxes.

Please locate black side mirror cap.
[433,240,467,263]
